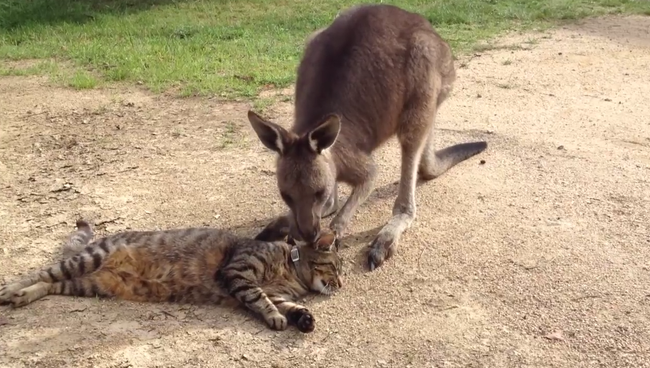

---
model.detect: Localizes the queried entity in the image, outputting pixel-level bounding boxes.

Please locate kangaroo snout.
[295,213,320,243]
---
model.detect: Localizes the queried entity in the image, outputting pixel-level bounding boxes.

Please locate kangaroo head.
[247,110,341,242]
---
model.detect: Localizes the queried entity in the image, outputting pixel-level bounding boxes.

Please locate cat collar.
[290,245,300,264]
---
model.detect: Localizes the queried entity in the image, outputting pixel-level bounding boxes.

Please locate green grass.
[0,59,59,76]
[0,0,648,98]
[67,70,99,89]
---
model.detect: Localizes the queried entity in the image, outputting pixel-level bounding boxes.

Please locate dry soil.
[1,15,649,368]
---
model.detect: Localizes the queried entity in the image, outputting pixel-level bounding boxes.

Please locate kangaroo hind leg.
[367,103,432,271]
[367,33,438,270]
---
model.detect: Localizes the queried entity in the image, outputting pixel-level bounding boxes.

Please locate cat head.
[294,230,343,295]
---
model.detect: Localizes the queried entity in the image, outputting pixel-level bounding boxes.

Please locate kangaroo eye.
[314,190,326,201]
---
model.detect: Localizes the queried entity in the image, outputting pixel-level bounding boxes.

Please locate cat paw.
[0,283,22,305]
[367,231,398,271]
[266,313,288,331]
[296,310,315,333]
[10,290,30,308]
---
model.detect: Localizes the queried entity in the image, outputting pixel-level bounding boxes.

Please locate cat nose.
[337,276,343,288]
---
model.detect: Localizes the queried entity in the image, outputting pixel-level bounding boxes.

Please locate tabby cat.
[0,220,343,333]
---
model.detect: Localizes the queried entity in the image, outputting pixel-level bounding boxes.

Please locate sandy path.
[0,15,649,368]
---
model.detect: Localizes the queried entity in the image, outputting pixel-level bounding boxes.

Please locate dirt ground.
[1,15,649,368]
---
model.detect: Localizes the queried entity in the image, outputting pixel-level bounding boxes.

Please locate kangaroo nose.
[302,230,317,242]
[297,226,316,242]
[312,221,321,240]
[301,224,320,242]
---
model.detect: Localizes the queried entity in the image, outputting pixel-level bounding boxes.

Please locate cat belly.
[94,247,228,304]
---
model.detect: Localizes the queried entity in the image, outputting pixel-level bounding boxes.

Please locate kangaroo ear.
[315,230,337,252]
[306,114,341,154]
[247,110,290,155]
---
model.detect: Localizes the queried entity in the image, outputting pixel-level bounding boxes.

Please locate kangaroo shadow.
[361,172,462,205]
[220,211,383,271]
[222,175,455,271]
[336,225,385,272]
[230,176,443,241]
[565,15,650,49]
[220,216,283,239]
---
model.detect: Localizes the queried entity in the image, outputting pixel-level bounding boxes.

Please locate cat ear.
[315,231,337,252]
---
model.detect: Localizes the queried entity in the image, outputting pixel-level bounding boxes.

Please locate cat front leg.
[0,275,41,304]
[267,294,315,333]
[221,269,287,331]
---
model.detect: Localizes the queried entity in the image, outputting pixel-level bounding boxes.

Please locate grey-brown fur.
[60,219,94,258]
[0,220,343,333]
[248,4,487,270]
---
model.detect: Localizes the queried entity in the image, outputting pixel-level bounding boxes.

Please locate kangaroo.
[247,4,487,270]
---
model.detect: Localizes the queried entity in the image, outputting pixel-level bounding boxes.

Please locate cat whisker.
[318,283,337,296]
[318,283,332,295]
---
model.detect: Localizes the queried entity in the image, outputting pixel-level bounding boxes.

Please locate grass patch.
[472,43,530,52]
[0,59,59,76]
[0,0,648,98]
[252,96,277,114]
[67,70,99,89]
[216,121,243,149]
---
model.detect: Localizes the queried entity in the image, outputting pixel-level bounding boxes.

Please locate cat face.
[309,253,343,295]
[299,231,343,295]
